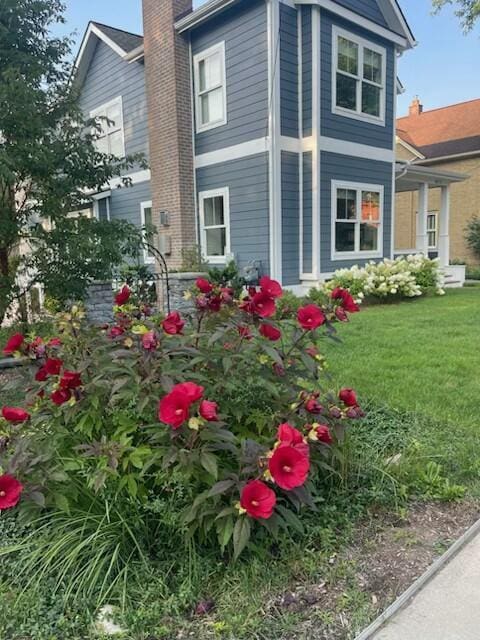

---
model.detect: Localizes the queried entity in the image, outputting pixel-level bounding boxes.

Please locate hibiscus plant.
[0,278,362,564]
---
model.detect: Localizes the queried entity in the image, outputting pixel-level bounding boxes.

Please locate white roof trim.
[175,0,414,49]
[396,135,425,160]
[73,23,128,89]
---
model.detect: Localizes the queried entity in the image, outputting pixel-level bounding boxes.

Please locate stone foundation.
[85,281,114,325]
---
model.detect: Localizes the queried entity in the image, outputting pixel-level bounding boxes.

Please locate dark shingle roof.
[91,22,143,54]
[417,135,480,160]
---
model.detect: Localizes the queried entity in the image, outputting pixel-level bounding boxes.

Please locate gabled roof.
[175,0,415,49]
[73,21,144,89]
[397,98,480,162]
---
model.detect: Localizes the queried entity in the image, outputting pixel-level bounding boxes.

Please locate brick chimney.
[409,96,423,117]
[142,0,196,270]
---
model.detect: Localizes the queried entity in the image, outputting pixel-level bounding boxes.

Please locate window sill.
[331,251,383,262]
[196,117,228,134]
[332,106,385,128]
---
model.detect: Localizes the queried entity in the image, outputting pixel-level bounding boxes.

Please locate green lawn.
[324,287,480,491]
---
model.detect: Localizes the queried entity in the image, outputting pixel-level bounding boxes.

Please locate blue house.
[75,0,417,291]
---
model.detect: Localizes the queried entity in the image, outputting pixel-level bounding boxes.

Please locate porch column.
[439,185,450,267]
[416,182,429,256]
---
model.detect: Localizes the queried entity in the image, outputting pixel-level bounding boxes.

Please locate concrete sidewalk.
[363,529,480,640]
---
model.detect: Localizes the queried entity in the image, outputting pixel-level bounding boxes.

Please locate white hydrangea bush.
[323,255,445,303]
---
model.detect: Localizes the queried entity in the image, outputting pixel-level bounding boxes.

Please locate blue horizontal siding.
[320,10,395,150]
[281,152,300,285]
[79,40,149,168]
[333,0,388,27]
[320,152,393,273]
[191,0,269,155]
[302,6,313,137]
[280,3,299,138]
[109,181,151,228]
[195,153,270,275]
[302,151,313,274]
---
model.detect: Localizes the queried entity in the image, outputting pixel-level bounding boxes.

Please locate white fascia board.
[73,23,128,89]
[294,0,410,49]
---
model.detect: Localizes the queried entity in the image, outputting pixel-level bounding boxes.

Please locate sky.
[57,0,480,117]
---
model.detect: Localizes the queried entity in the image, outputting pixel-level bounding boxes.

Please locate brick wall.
[395,156,480,265]
[142,0,196,272]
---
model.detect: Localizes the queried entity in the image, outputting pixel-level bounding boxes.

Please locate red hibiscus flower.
[277,423,309,457]
[305,396,323,414]
[47,337,62,347]
[297,305,326,331]
[142,330,158,351]
[259,276,283,299]
[335,306,348,322]
[251,292,276,318]
[45,358,63,376]
[173,382,204,403]
[3,333,24,355]
[196,278,213,294]
[158,390,191,429]
[35,366,48,382]
[268,445,310,490]
[259,323,281,341]
[59,371,82,390]
[162,311,185,335]
[199,400,218,422]
[207,295,222,312]
[316,424,333,445]
[1,407,30,423]
[240,480,276,520]
[51,389,72,406]
[238,325,252,340]
[115,285,131,306]
[108,326,125,339]
[0,474,23,510]
[29,337,45,358]
[331,287,360,313]
[220,287,234,303]
[339,388,357,407]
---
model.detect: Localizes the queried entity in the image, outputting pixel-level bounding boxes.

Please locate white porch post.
[439,185,451,267]
[416,182,429,256]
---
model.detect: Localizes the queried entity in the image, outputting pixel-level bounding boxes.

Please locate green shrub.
[0,278,363,605]
[465,217,480,260]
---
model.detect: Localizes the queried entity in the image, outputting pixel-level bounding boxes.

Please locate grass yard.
[324,287,480,491]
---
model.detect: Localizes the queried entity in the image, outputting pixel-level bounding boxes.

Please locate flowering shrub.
[0,279,363,559]
[320,255,444,303]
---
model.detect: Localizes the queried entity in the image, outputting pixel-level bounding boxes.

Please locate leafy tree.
[465,217,480,259]
[0,0,146,323]
[432,0,480,31]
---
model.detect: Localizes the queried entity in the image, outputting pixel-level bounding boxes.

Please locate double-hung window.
[332,181,383,259]
[140,201,156,264]
[333,27,386,125]
[193,42,227,132]
[427,212,438,249]
[90,96,125,157]
[93,193,111,222]
[199,188,230,263]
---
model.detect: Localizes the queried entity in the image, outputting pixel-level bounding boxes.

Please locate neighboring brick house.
[75,1,469,292]
[395,98,479,267]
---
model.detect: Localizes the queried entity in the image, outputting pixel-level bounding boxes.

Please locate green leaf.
[208,479,235,497]
[200,451,218,479]
[233,516,251,560]
[54,493,70,514]
[218,516,234,551]
[127,475,138,497]
[276,505,304,533]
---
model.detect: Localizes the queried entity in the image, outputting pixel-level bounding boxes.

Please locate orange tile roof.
[397,98,480,159]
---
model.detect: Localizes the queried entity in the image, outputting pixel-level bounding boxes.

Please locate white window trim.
[427,211,438,250]
[140,200,155,264]
[92,191,111,221]
[331,180,384,261]
[193,41,227,133]
[332,26,386,127]
[199,187,230,264]
[89,96,126,157]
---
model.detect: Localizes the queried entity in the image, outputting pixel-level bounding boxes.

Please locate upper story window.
[193,42,227,133]
[199,187,230,263]
[332,180,383,260]
[333,27,386,126]
[90,96,125,157]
